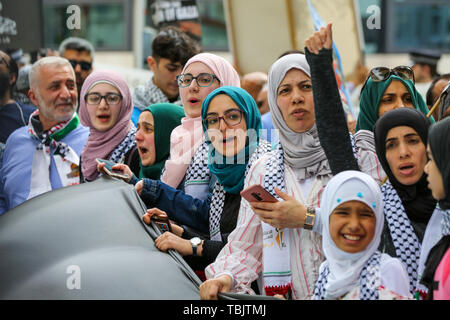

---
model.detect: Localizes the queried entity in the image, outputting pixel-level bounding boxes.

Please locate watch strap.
[304,206,316,230]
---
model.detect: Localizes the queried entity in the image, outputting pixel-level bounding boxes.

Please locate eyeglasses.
[69,59,92,71]
[203,109,244,129]
[177,73,219,88]
[361,66,415,93]
[85,93,122,105]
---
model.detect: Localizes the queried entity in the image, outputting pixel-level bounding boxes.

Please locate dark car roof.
[0,176,201,299]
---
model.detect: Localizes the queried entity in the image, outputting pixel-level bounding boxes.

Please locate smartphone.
[151,214,172,233]
[240,184,278,203]
[95,158,129,180]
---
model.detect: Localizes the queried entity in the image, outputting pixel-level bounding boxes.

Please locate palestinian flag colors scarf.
[27,110,81,200]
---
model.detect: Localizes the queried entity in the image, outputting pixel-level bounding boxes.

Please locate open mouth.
[97,114,111,123]
[222,136,236,144]
[138,146,149,156]
[343,234,361,241]
[341,234,363,242]
[188,98,200,105]
[398,164,415,176]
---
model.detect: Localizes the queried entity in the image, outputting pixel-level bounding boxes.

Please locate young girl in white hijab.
[314,170,411,300]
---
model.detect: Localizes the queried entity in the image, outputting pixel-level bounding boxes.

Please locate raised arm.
[304,23,359,175]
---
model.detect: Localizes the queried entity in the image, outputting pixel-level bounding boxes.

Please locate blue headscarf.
[201,86,262,194]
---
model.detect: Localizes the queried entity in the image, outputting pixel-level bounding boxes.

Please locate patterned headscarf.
[317,170,384,299]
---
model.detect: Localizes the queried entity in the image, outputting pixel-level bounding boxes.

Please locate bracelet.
[304,206,316,230]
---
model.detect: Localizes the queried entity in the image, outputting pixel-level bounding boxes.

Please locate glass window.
[358,0,383,54]
[196,0,228,51]
[43,0,131,51]
[391,1,450,51]
[358,0,450,53]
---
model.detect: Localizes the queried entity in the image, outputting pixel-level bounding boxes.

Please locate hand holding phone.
[151,214,172,233]
[240,184,278,203]
[96,158,130,180]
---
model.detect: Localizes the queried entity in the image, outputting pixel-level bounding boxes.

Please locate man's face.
[62,49,93,91]
[29,64,78,130]
[411,64,431,83]
[148,56,182,100]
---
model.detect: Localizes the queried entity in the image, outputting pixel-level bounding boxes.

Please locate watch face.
[190,237,201,246]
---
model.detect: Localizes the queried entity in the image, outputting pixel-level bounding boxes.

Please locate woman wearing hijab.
[201,53,328,300]
[79,70,138,182]
[355,71,433,132]
[313,170,411,300]
[107,103,185,183]
[140,86,271,272]
[298,24,436,297]
[159,53,241,201]
[373,107,436,294]
[420,117,450,299]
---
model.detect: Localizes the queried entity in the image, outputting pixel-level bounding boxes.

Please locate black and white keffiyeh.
[208,140,272,241]
[132,76,181,111]
[184,141,210,189]
[108,126,137,164]
[260,144,292,296]
[382,182,421,292]
[314,251,382,300]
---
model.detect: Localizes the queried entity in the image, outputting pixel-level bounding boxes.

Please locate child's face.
[424,144,445,200]
[329,200,376,253]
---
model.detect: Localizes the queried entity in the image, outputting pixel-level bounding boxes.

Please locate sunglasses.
[361,66,415,93]
[69,59,92,71]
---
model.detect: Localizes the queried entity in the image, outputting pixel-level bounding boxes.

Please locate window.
[43,0,132,51]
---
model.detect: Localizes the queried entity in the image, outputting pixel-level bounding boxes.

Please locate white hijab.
[267,53,331,180]
[320,170,384,299]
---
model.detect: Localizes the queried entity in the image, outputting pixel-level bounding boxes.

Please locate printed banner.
[147,0,201,43]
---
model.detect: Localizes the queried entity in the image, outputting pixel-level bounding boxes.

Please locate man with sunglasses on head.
[59,37,94,103]
[131,26,200,125]
[0,57,89,215]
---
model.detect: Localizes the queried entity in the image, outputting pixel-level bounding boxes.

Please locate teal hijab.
[139,103,185,179]
[201,86,262,194]
[356,75,434,132]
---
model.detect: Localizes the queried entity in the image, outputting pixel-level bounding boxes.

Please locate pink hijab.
[79,70,133,181]
[161,53,240,188]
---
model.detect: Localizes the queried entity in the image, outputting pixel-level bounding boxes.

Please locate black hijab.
[428,117,450,210]
[422,118,450,299]
[374,108,436,224]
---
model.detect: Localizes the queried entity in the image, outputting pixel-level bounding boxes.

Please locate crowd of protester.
[0,23,449,300]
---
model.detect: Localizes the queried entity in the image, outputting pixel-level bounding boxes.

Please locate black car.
[0,176,202,299]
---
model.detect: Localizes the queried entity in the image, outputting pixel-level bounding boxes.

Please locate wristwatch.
[304,206,316,230]
[190,237,202,256]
